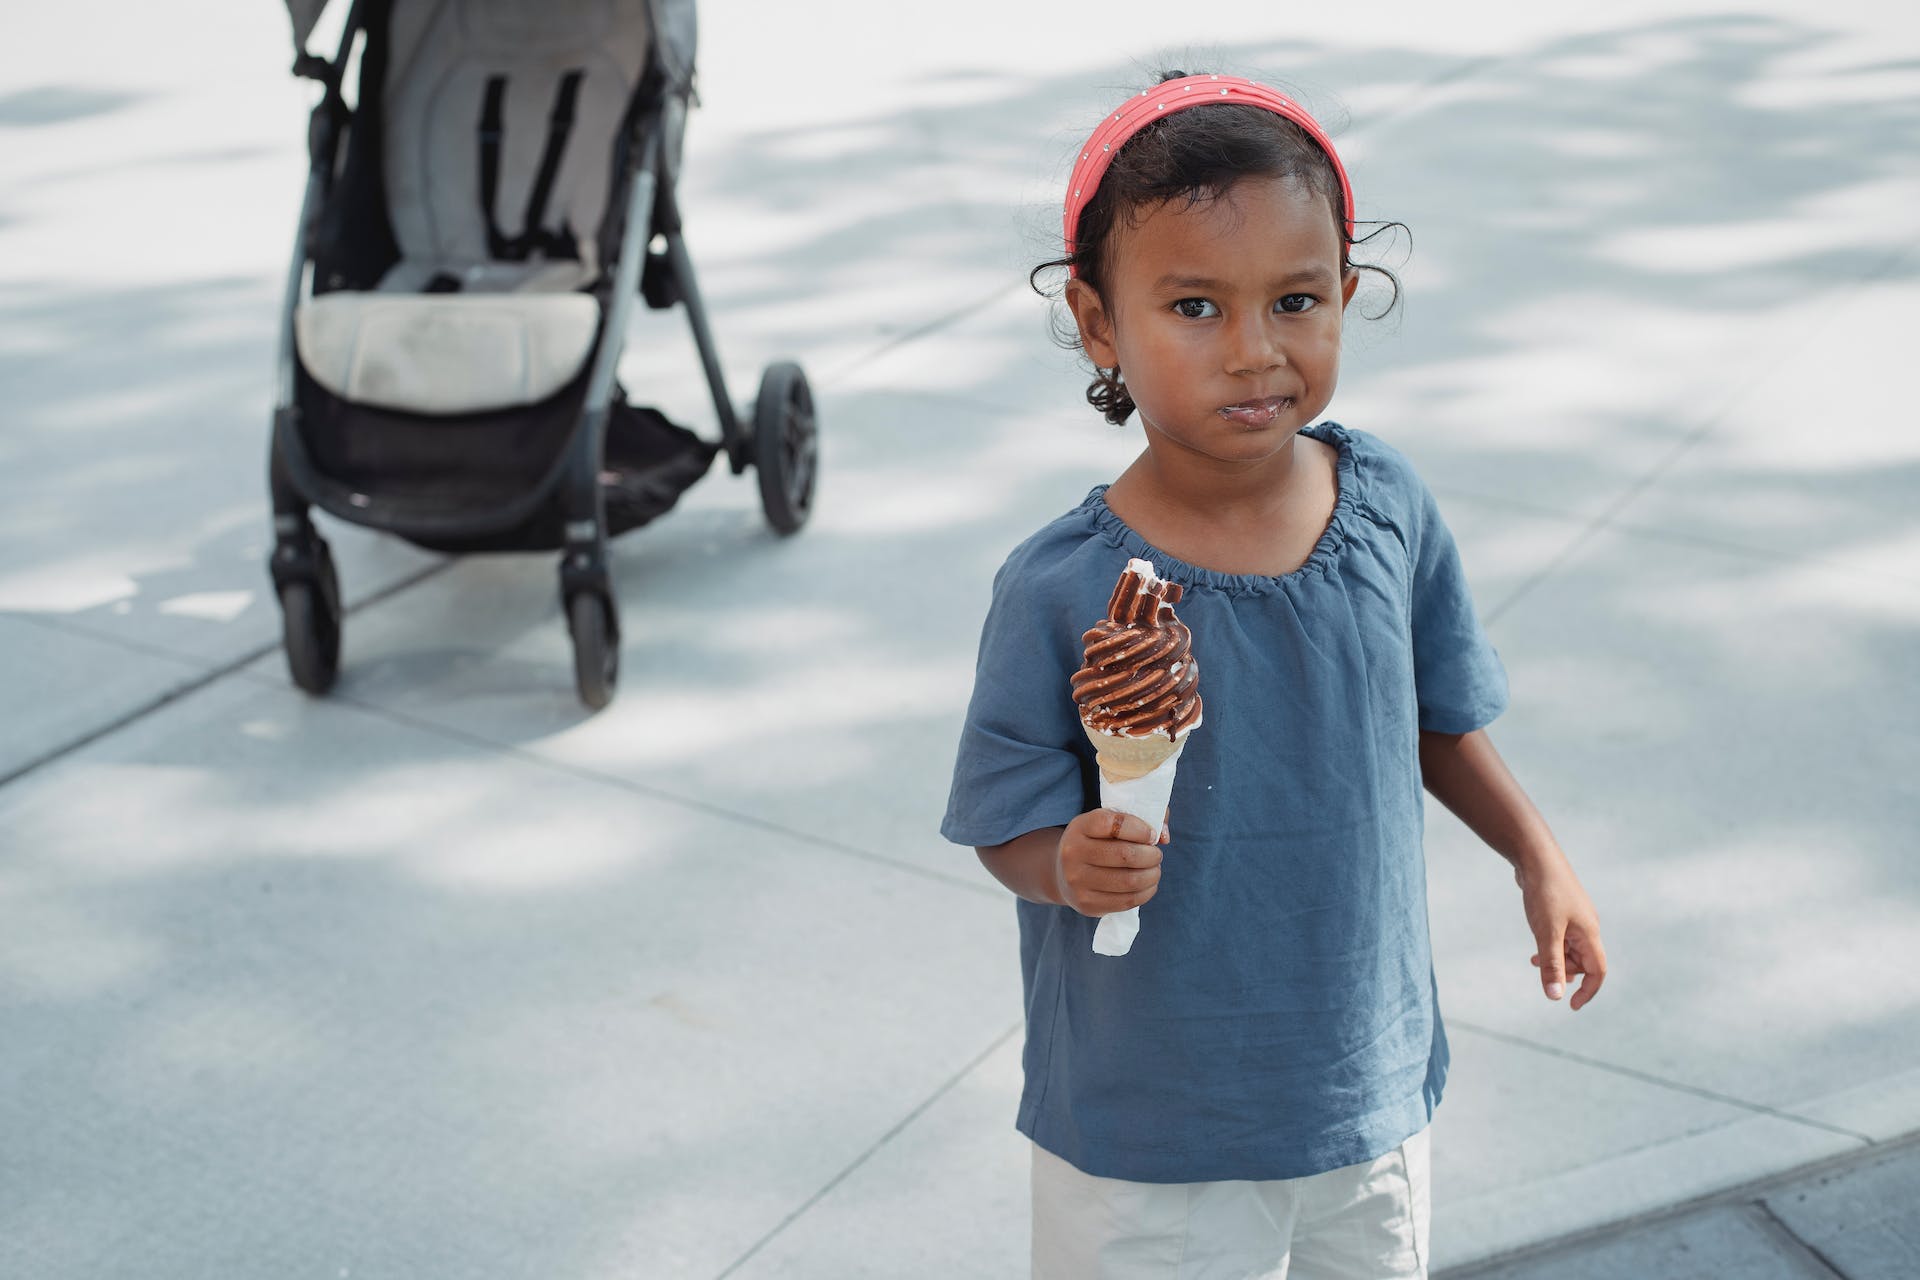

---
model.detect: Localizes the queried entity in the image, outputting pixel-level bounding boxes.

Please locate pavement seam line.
[3,607,229,667]
[1448,1019,1875,1144]
[0,557,454,794]
[711,1021,1023,1280]
[1436,1128,1920,1279]
[1433,482,1920,593]
[1482,425,1714,628]
[0,658,245,791]
[1750,1201,1850,1279]
[1482,235,1918,628]
[819,280,1024,387]
[316,688,1006,901]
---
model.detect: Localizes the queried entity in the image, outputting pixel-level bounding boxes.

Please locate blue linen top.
[940,423,1509,1184]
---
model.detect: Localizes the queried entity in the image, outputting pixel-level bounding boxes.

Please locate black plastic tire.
[568,591,618,711]
[280,578,341,695]
[753,361,817,536]
[641,247,682,310]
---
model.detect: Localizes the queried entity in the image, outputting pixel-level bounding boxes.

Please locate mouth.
[1216,395,1295,428]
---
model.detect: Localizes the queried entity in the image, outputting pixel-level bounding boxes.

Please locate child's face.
[1069,175,1358,467]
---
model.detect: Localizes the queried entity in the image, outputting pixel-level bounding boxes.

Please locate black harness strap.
[479,75,509,258]
[476,70,585,263]
[519,69,585,259]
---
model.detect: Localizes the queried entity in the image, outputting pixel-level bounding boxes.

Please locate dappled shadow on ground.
[0,676,1014,1277]
[0,85,147,128]
[0,275,298,668]
[0,275,440,676]
[3,12,1918,1278]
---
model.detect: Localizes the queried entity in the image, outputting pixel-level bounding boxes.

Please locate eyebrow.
[1153,268,1336,291]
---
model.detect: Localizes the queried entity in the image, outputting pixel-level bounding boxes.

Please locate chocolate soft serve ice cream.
[1072,559,1203,956]
[1073,559,1203,780]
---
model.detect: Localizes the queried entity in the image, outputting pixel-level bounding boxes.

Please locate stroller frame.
[267,0,817,708]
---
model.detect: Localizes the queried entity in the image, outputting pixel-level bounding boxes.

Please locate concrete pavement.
[3,1,1918,1276]
[1443,1131,1920,1279]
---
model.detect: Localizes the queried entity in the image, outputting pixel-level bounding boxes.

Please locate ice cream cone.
[1073,558,1203,958]
[1084,730,1187,958]
[1083,723,1184,783]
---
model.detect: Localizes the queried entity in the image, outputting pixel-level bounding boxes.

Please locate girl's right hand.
[1056,809,1168,917]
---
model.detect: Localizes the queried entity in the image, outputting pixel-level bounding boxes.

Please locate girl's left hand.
[1515,851,1608,1010]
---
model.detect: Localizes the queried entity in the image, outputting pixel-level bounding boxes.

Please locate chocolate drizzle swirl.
[1071,562,1203,738]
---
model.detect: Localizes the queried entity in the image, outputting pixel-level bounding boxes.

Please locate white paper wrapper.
[1090,737,1186,957]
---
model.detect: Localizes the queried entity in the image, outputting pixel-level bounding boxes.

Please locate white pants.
[1031,1129,1430,1280]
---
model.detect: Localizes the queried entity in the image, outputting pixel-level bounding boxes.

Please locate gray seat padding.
[296,0,650,415]
[383,0,649,274]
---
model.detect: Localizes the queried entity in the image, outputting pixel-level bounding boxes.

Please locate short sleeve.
[1408,478,1509,734]
[940,558,1093,848]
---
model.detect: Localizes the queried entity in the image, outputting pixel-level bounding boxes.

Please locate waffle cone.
[1083,723,1184,783]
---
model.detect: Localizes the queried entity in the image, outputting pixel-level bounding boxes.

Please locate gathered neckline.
[1081,423,1361,596]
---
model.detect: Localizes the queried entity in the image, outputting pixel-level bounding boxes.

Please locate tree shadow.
[0,86,147,128]
[3,11,1919,1278]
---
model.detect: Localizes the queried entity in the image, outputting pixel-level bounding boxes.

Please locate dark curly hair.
[1033,71,1406,425]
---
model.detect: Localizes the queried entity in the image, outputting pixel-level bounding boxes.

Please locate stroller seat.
[294,0,650,415]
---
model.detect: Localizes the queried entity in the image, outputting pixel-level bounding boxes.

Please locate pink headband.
[1063,75,1356,277]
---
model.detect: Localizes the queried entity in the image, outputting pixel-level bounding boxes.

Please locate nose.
[1225,309,1285,376]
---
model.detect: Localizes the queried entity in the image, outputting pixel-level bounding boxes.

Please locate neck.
[1114,427,1307,522]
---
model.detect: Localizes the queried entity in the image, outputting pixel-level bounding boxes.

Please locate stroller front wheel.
[280,574,342,696]
[753,361,817,536]
[567,591,619,711]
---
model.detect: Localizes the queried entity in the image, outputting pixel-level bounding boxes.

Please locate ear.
[1065,278,1119,369]
[1340,266,1360,310]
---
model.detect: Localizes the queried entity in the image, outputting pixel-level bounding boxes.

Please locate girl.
[941,72,1607,1279]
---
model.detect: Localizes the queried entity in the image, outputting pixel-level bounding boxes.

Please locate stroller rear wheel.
[279,546,342,696]
[567,591,619,711]
[753,361,817,536]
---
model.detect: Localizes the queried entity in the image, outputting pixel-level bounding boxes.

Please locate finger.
[1081,865,1160,897]
[1078,809,1155,846]
[1084,840,1163,871]
[1071,886,1158,916]
[1568,932,1608,1010]
[1579,927,1608,975]
[1159,823,1171,845]
[1536,927,1568,1001]
[1569,967,1606,1010]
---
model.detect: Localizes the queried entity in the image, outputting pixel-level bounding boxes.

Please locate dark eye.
[1172,298,1219,319]
[1276,294,1318,314]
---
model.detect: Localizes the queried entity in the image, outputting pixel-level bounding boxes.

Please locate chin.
[1149,420,1298,462]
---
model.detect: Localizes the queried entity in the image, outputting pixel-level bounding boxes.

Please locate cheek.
[1299,319,1346,370]
[1117,318,1205,368]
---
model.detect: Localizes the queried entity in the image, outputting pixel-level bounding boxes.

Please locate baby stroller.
[269,0,817,708]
